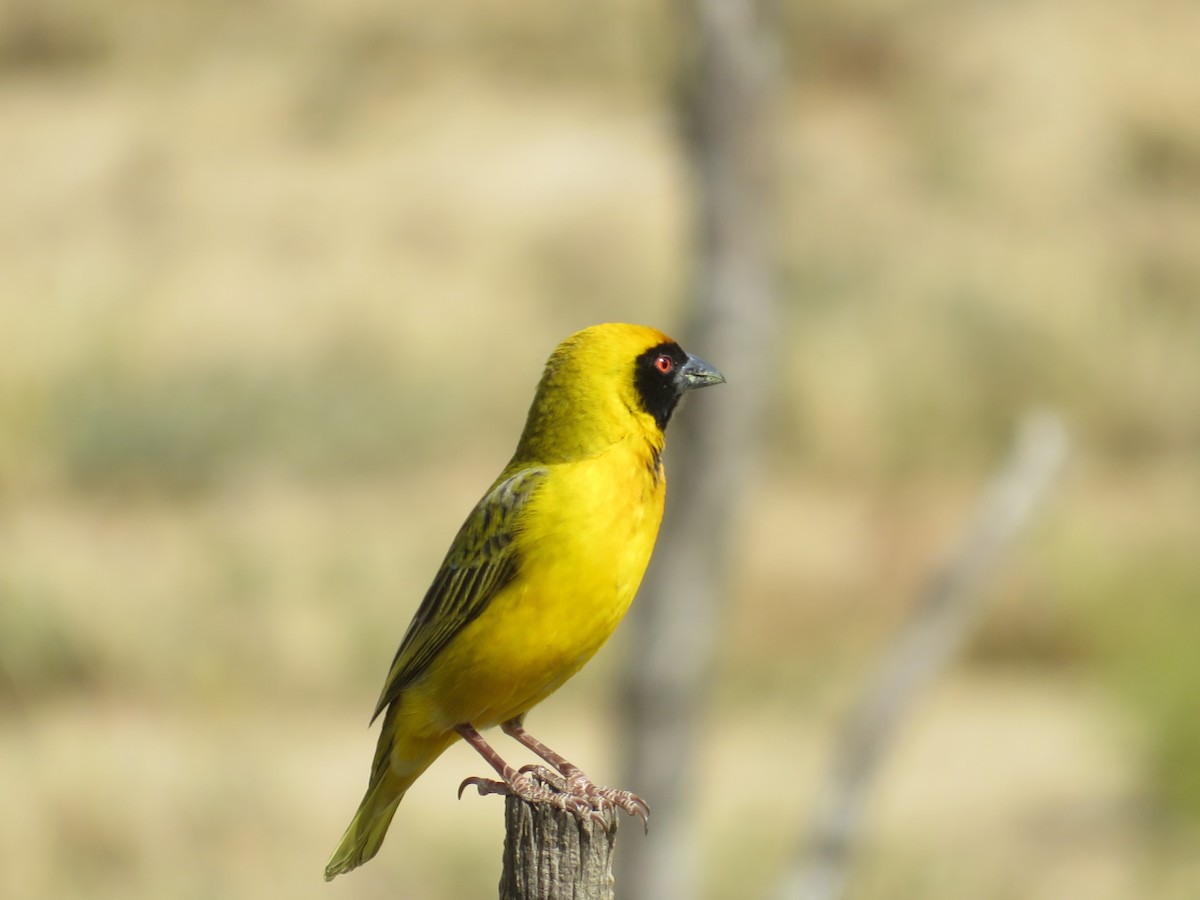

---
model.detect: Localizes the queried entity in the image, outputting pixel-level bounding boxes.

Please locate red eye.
[654,354,674,375]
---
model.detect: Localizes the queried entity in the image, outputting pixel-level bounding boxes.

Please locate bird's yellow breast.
[414,433,665,731]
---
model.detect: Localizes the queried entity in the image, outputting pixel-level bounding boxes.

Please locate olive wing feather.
[370,466,547,722]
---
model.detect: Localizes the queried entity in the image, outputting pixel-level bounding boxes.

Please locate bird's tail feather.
[324,769,411,880]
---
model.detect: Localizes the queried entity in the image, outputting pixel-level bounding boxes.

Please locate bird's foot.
[515,763,568,791]
[458,770,596,821]
[517,764,650,832]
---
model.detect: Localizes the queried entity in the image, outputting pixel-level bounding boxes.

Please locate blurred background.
[2,0,1198,897]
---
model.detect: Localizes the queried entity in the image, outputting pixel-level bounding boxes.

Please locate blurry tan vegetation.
[1,1,1198,898]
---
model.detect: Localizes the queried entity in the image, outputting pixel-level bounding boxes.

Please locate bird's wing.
[370,465,547,723]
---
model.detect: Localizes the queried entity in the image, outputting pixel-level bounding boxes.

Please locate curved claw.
[458,775,509,800]
[629,800,650,834]
[607,793,649,831]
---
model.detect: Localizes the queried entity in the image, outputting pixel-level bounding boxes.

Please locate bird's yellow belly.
[414,449,663,731]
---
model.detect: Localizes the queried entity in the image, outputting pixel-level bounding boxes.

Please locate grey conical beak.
[679,353,726,390]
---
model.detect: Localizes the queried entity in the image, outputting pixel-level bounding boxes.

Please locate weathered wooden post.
[500,788,620,900]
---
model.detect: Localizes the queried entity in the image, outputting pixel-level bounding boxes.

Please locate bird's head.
[514,323,725,463]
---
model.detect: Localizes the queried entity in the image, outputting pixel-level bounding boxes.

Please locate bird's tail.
[324,768,413,880]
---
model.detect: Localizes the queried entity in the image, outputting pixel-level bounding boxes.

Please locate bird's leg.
[501,718,649,830]
[453,723,594,819]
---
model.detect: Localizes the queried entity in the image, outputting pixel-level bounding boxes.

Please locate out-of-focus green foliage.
[48,349,433,494]
[1096,553,1200,823]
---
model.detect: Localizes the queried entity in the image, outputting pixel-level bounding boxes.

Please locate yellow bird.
[324,323,724,879]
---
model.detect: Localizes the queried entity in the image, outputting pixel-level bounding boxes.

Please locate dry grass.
[2,0,1199,897]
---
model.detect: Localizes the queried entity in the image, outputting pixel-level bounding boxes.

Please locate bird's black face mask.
[633,342,725,431]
